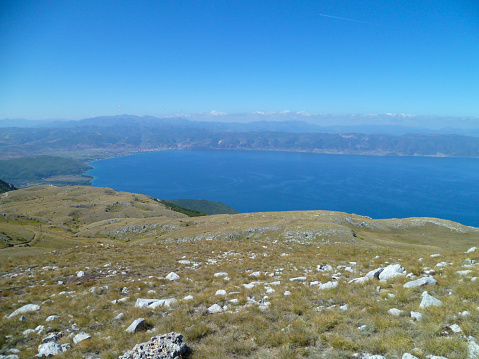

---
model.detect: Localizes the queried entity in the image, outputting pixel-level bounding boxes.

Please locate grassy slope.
[166,198,240,215]
[0,156,93,188]
[1,186,479,358]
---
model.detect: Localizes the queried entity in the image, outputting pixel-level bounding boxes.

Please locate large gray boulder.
[379,264,406,281]
[118,332,189,359]
[403,277,437,289]
[7,304,40,318]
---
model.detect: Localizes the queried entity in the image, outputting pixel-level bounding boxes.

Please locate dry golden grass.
[1,186,479,358]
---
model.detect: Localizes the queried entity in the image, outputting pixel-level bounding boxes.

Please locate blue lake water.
[87,150,479,227]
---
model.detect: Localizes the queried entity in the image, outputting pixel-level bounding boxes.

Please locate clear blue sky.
[1,0,478,120]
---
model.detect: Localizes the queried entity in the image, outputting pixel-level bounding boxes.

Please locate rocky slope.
[1,186,479,358]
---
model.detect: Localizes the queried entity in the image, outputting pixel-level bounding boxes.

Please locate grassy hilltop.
[1,186,479,358]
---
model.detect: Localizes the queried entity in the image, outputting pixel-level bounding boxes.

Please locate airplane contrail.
[318,13,374,25]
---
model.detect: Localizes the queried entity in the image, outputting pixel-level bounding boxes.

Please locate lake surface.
[87,150,479,227]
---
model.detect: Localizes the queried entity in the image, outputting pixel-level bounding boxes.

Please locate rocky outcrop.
[118,332,189,359]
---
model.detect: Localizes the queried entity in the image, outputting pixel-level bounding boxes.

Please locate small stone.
[46,315,59,322]
[214,272,228,277]
[76,271,85,277]
[403,277,437,288]
[466,247,477,253]
[215,289,227,296]
[339,304,348,310]
[318,281,338,290]
[113,313,124,320]
[410,311,422,321]
[290,276,307,282]
[402,354,419,359]
[284,291,291,296]
[73,332,91,344]
[166,272,180,281]
[388,308,404,316]
[126,318,147,334]
[448,324,462,333]
[419,291,443,308]
[207,304,223,314]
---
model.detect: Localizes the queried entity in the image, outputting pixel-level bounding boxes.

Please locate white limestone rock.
[365,268,384,279]
[46,315,59,322]
[388,308,404,316]
[466,247,477,253]
[215,289,227,296]
[379,264,406,281]
[402,354,419,359]
[403,277,437,289]
[290,276,307,282]
[37,342,63,357]
[457,270,473,276]
[126,318,147,334]
[419,291,443,308]
[284,291,291,296]
[76,270,85,277]
[410,311,422,321]
[73,331,91,344]
[349,276,370,284]
[214,272,228,277]
[207,304,223,314]
[318,281,338,290]
[166,272,180,281]
[135,298,176,308]
[468,336,479,359]
[448,324,462,333]
[7,304,40,318]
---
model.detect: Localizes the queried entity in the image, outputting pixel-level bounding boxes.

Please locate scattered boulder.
[349,276,370,284]
[403,277,437,289]
[214,272,228,277]
[402,354,419,359]
[290,276,307,282]
[118,332,189,359]
[410,311,422,321]
[207,304,223,314]
[419,291,443,309]
[37,342,63,357]
[7,304,40,318]
[166,272,180,281]
[466,247,477,253]
[365,268,384,279]
[215,289,227,296]
[318,281,338,290]
[76,270,85,277]
[73,332,91,344]
[45,315,59,322]
[126,318,147,334]
[468,336,479,359]
[379,264,406,281]
[388,308,404,316]
[135,298,176,308]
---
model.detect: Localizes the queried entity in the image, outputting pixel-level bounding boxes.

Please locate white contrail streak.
[318,13,374,25]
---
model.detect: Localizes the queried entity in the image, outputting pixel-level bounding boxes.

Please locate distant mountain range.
[2,112,479,136]
[2,114,479,161]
